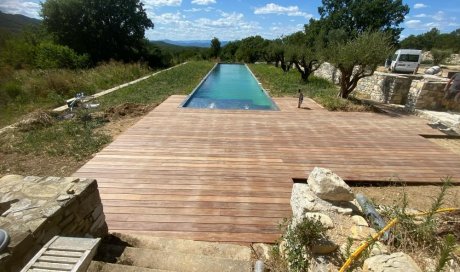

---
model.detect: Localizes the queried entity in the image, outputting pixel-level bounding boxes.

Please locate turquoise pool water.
[182,64,278,110]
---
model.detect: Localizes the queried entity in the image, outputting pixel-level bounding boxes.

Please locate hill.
[154,39,229,48]
[151,40,204,51]
[0,11,40,33]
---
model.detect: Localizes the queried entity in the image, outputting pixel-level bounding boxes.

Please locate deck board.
[75,95,460,243]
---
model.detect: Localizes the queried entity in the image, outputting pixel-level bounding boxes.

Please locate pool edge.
[244,64,280,111]
[180,62,280,111]
[178,62,218,108]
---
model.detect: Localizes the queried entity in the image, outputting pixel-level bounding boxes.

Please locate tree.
[221,41,240,61]
[235,36,267,63]
[41,0,153,62]
[210,37,221,59]
[400,28,460,53]
[263,39,291,70]
[284,31,321,82]
[327,31,393,98]
[317,0,409,43]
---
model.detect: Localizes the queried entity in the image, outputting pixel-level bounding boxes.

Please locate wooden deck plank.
[74,95,460,244]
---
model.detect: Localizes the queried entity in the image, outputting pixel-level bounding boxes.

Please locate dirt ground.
[353,185,460,211]
[0,103,147,178]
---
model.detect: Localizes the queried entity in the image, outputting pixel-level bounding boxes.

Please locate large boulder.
[363,252,422,272]
[307,167,354,202]
[290,183,353,220]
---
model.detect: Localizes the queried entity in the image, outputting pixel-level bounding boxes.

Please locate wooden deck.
[75,95,460,243]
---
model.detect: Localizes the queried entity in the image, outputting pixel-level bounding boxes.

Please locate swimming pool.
[181,63,279,110]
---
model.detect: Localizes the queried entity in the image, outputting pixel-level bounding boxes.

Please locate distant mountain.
[155,39,229,48]
[151,40,201,50]
[0,11,41,34]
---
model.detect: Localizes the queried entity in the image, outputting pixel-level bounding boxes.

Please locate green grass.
[0,61,152,127]
[16,116,111,160]
[99,61,214,108]
[248,64,371,111]
[0,61,214,164]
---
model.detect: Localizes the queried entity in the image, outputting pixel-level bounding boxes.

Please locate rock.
[363,252,422,272]
[350,225,377,240]
[340,241,388,259]
[291,212,334,229]
[352,215,369,226]
[304,212,334,229]
[252,243,272,261]
[309,256,335,272]
[311,238,338,254]
[57,195,72,202]
[307,167,354,202]
[279,240,287,259]
[291,183,353,220]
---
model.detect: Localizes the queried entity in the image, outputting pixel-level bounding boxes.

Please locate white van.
[389,49,422,73]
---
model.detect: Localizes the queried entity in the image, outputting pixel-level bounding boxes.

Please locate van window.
[399,54,419,62]
[392,54,398,61]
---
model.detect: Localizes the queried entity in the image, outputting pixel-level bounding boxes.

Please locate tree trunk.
[294,61,311,82]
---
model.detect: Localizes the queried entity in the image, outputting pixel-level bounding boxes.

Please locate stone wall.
[406,80,460,112]
[353,73,413,104]
[314,62,460,112]
[0,175,108,272]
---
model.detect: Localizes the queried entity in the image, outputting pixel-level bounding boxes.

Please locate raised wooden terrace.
[75,95,460,244]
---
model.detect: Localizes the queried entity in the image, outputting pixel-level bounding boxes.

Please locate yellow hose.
[338,207,459,272]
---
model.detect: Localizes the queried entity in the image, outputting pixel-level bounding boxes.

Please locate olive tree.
[327,31,393,98]
[283,31,322,82]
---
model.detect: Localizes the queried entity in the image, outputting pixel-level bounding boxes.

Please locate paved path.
[75,96,460,243]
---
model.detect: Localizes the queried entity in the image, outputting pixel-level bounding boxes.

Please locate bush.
[35,42,89,69]
[271,217,328,272]
[431,49,452,65]
[0,37,36,69]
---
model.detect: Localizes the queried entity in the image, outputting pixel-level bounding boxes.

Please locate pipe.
[339,207,459,272]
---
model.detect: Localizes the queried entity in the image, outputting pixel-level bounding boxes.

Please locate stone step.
[87,261,173,272]
[112,232,252,261]
[116,246,252,272]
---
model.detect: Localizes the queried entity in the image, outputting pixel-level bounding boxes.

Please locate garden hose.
[338,207,460,272]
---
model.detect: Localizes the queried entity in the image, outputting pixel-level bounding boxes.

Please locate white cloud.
[0,0,40,18]
[424,21,444,30]
[414,3,427,9]
[414,14,427,18]
[432,11,444,21]
[184,7,214,12]
[254,3,312,19]
[146,11,263,40]
[191,0,216,5]
[143,0,182,7]
[151,12,184,24]
[405,19,423,29]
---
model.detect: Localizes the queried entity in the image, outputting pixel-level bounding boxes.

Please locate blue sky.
[1,0,459,41]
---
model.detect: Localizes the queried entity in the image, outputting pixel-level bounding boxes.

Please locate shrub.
[2,81,24,102]
[35,42,89,69]
[383,178,454,251]
[431,49,452,65]
[0,37,36,69]
[275,217,328,272]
